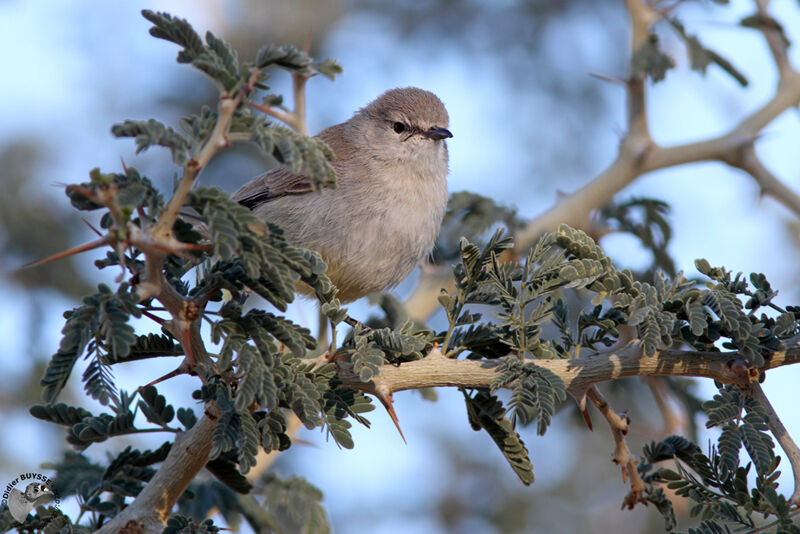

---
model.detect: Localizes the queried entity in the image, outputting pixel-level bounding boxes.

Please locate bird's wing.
[232,123,352,209]
[7,489,33,523]
[232,166,316,209]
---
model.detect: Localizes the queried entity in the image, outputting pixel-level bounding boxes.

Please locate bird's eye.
[392,122,406,134]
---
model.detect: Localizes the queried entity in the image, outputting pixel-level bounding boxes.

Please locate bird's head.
[356,87,452,171]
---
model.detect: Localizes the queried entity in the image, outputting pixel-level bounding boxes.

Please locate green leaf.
[667,18,748,86]
[687,299,707,336]
[107,333,183,364]
[490,359,566,435]
[237,409,260,473]
[261,473,331,534]
[773,311,796,336]
[284,372,323,429]
[177,407,198,430]
[205,455,253,494]
[41,299,99,404]
[234,344,276,411]
[254,44,313,73]
[685,519,732,534]
[640,312,661,356]
[111,119,190,165]
[464,391,534,485]
[740,412,774,476]
[68,410,137,449]
[162,515,220,534]
[249,123,337,191]
[82,356,118,407]
[246,310,315,357]
[718,423,742,479]
[30,403,93,426]
[314,58,343,80]
[137,386,175,426]
[350,334,385,382]
[632,34,675,82]
[704,388,742,428]
[260,410,291,453]
[142,10,205,62]
[321,385,374,449]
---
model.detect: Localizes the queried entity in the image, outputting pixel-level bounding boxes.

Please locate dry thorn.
[374,384,407,444]
[135,365,190,393]
[25,236,112,268]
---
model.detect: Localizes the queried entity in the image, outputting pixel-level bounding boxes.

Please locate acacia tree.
[3,2,800,533]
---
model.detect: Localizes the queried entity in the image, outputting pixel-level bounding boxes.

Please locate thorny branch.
[587,386,646,509]
[51,2,800,531]
[511,0,800,253]
[88,337,800,533]
[751,382,800,506]
[249,32,312,135]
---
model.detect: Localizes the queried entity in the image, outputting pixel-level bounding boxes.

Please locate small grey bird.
[7,482,54,523]
[233,87,452,302]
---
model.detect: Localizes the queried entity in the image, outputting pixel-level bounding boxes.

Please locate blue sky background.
[1,1,800,532]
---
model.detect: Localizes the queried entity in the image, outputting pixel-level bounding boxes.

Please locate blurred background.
[1,0,800,532]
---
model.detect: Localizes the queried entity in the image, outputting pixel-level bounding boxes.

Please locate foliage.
[14,7,800,534]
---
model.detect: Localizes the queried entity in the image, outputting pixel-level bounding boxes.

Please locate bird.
[7,482,55,523]
[233,87,453,302]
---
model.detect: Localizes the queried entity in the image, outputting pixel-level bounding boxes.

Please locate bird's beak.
[423,126,453,140]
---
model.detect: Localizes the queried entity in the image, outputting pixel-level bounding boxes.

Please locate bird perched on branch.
[7,482,55,523]
[233,87,453,302]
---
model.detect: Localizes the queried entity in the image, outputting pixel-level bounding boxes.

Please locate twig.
[248,34,312,135]
[748,508,800,534]
[645,376,685,436]
[728,143,800,218]
[249,101,296,127]
[94,410,218,534]
[337,337,800,403]
[754,0,790,77]
[90,338,800,533]
[513,4,800,252]
[624,0,656,140]
[152,98,234,239]
[751,382,800,506]
[292,31,313,136]
[587,386,646,508]
[153,67,262,240]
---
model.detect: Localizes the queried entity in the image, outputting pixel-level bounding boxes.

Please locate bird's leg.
[325,318,338,362]
[344,314,373,337]
[344,314,366,329]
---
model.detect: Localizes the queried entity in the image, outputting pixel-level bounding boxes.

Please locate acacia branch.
[513,2,800,252]
[339,340,800,399]
[754,0,790,77]
[152,93,236,240]
[587,386,646,509]
[102,340,800,534]
[624,0,656,140]
[94,410,218,534]
[751,382,800,506]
